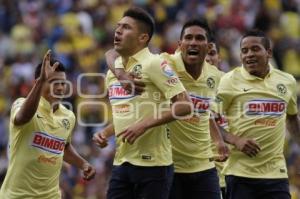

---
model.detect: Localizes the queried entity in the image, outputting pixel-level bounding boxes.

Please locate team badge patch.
[207,77,216,89]
[215,96,223,103]
[62,119,70,130]
[132,64,142,78]
[276,84,287,96]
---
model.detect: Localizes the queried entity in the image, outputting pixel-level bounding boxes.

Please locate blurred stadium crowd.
[0,0,300,198]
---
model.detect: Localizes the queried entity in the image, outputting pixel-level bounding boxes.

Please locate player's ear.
[178,40,182,48]
[267,48,272,59]
[139,33,149,44]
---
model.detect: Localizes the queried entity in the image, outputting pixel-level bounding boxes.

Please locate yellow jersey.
[107,48,186,166]
[215,65,298,179]
[162,52,223,173]
[0,97,75,199]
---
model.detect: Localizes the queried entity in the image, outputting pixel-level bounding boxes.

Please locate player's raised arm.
[14,50,59,125]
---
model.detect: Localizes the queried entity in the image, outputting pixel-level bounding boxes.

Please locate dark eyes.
[208,50,216,56]
[241,48,248,54]
[49,80,66,85]
[241,46,261,54]
[184,35,206,41]
[116,24,131,30]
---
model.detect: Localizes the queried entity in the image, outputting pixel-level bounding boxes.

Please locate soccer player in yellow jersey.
[161,19,228,199]
[0,51,95,199]
[215,29,300,199]
[100,7,192,199]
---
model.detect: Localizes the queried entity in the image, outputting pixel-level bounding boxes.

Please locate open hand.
[116,69,145,95]
[234,138,261,157]
[40,50,60,82]
[117,122,147,144]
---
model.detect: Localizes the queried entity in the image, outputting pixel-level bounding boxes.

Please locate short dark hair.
[209,34,220,53]
[34,59,66,79]
[123,7,155,43]
[241,29,271,50]
[180,18,211,40]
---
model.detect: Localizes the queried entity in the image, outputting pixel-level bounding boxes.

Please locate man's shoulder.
[272,68,296,83]
[220,67,239,80]
[143,52,162,64]
[159,52,175,60]
[141,52,167,72]
[206,63,224,78]
[59,105,76,120]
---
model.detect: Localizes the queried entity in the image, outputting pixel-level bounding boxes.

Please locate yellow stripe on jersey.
[162,52,224,173]
[0,97,75,199]
[215,65,298,179]
[106,48,186,167]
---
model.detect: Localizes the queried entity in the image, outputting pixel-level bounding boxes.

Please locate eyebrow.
[49,78,66,82]
[117,22,131,26]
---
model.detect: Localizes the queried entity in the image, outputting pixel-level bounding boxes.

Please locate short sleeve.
[10,98,25,123]
[146,56,186,99]
[66,112,76,144]
[287,78,298,115]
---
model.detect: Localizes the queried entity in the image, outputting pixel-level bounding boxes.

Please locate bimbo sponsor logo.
[32,132,66,154]
[245,99,286,116]
[109,83,135,100]
[190,94,211,113]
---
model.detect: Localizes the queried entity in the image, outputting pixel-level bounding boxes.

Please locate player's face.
[42,72,67,103]
[240,36,271,77]
[205,42,221,68]
[179,26,208,67]
[114,16,141,56]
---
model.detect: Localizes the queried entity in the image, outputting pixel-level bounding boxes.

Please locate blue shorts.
[169,167,221,199]
[225,175,291,199]
[107,162,173,199]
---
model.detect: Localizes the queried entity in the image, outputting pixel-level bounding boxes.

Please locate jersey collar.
[131,47,151,62]
[118,48,151,70]
[241,64,274,80]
